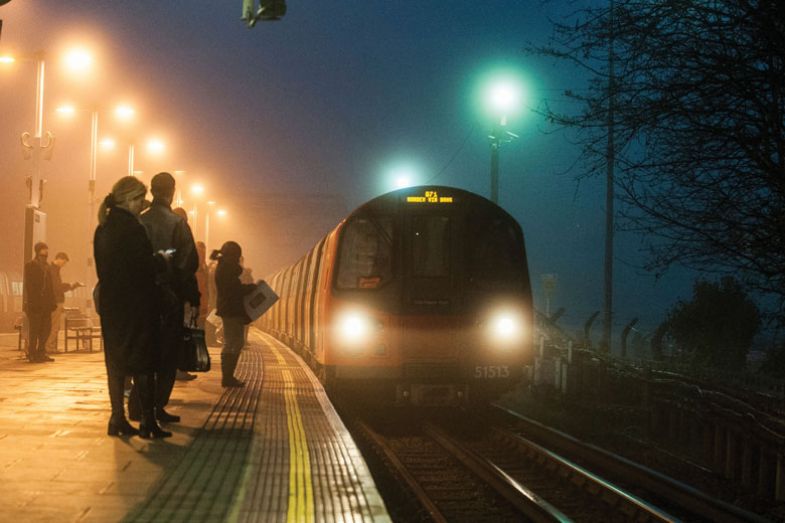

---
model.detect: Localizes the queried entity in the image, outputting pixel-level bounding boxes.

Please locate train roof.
[346,185,519,222]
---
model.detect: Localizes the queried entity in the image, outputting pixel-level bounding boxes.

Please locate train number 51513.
[474,366,510,379]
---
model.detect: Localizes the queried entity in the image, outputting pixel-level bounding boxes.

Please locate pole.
[204,209,210,253]
[34,55,44,139]
[601,0,616,354]
[22,54,48,267]
[490,123,500,204]
[128,144,135,176]
[192,204,199,239]
[86,110,98,314]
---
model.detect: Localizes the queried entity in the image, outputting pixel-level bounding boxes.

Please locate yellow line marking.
[284,369,314,523]
[270,344,287,365]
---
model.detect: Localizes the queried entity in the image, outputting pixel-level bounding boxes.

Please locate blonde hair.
[98,176,147,225]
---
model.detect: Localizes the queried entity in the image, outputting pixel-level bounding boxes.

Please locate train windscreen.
[411,215,450,278]
[468,217,524,285]
[336,216,393,290]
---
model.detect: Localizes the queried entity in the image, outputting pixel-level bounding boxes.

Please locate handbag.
[180,311,211,372]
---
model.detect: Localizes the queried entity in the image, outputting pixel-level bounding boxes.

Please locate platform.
[0,329,390,522]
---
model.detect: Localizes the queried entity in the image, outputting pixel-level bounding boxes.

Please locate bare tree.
[530,0,785,323]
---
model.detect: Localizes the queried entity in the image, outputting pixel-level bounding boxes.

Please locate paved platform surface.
[0,330,389,522]
[0,332,225,522]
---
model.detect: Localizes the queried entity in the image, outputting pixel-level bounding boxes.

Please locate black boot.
[156,407,180,423]
[135,373,172,439]
[108,414,139,437]
[221,353,244,388]
[107,370,138,436]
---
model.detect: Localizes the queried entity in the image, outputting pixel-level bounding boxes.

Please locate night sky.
[0,1,698,346]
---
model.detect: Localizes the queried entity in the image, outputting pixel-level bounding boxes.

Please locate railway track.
[347,404,769,522]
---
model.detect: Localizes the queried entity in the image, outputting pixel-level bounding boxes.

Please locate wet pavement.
[0,331,225,522]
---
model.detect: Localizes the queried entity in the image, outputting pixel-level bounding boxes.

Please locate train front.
[327,186,533,406]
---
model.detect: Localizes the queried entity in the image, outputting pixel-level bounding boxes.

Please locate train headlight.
[335,310,375,347]
[486,309,525,346]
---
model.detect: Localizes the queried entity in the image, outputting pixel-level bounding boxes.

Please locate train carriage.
[258,185,533,406]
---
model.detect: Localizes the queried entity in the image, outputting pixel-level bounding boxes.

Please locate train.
[0,271,24,332]
[257,185,534,406]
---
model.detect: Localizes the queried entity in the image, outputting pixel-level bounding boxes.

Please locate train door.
[401,212,461,366]
[403,212,453,311]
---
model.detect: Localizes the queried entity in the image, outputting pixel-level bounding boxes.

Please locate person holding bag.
[211,241,257,387]
[94,176,172,439]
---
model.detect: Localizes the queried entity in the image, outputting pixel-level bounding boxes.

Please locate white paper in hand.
[243,280,279,322]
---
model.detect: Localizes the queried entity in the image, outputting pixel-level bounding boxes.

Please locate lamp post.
[57,102,136,311]
[205,200,215,252]
[173,170,187,207]
[482,73,524,204]
[101,134,163,178]
[8,51,55,265]
[207,207,227,253]
[189,183,206,240]
[138,137,166,176]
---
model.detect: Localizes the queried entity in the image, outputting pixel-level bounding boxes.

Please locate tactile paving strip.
[125,331,389,522]
[125,348,264,522]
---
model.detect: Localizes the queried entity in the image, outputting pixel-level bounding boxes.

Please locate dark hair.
[150,172,176,199]
[211,241,242,263]
[34,242,48,254]
[55,252,69,261]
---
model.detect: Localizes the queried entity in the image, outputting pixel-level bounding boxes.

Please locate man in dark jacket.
[23,242,56,362]
[46,252,83,354]
[134,172,199,423]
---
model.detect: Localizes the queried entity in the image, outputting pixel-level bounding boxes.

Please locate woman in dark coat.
[211,241,256,387]
[94,176,171,439]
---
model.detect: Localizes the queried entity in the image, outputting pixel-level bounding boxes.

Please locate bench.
[64,315,102,352]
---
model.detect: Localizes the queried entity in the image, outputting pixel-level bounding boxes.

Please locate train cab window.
[411,216,450,277]
[336,217,393,290]
[468,217,523,281]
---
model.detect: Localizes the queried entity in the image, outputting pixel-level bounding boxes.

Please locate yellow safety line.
[283,369,314,523]
[270,344,287,365]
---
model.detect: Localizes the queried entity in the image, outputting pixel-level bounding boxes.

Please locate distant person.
[134,172,199,422]
[206,254,219,346]
[212,241,256,387]
[195,241,210,329]
[46,252,83,354]
[23,242,56,363]
[94,176,171,439]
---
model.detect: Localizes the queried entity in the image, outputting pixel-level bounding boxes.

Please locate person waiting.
[212,241,256,387]
[94,176,171,439]
[23,242,56,363]
[46,252,83,354]
[131,172,199,423]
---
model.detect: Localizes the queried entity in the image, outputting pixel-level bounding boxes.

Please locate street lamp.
[480,72,525,204]
[126,137,166,177]
[206,206,228,253]
[2,46,95,265]
[391,164,418,190]
[55,100,136,313]
[205,200,216,252]
[189,183,206,239]
[173,170,186,207]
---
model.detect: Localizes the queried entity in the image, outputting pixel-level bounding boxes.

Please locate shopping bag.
[180,312,211,372]
[243,280,279,322]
